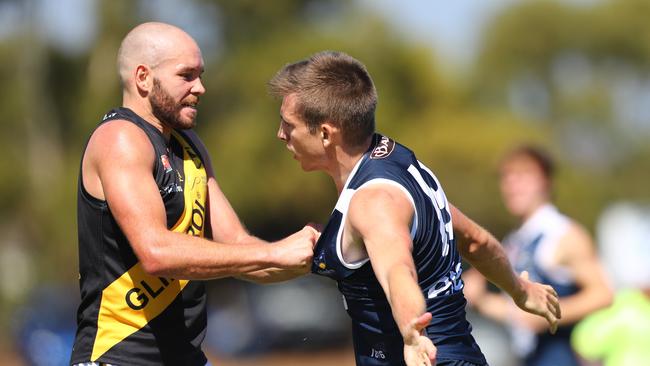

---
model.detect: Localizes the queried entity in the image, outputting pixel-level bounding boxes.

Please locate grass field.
[0,342,356,366]
[210,348,356,366]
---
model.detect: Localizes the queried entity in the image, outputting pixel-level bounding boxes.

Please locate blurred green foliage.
[0,0,649,332]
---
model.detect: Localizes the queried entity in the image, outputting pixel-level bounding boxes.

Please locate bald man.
[70,22,317,366]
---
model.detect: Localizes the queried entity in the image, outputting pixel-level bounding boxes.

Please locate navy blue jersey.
[312,134,486,365]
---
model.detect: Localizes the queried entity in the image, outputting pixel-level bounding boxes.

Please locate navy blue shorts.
[351,321,488,366]
[351,321,405,365]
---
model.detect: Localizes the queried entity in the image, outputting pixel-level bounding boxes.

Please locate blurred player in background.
[268,51,561,366]
[463,145,612,366]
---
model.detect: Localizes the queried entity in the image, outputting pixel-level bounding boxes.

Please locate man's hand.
[273,226,318,271]
[403,313,437,366]
[512,271,562,334]
[306,222,324,235]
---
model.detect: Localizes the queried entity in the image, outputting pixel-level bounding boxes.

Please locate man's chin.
[173,117,196,130]
[299,162,317,172]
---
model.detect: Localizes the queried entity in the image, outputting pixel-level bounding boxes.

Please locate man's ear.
[320,122,339,148]
[135,64,153,94]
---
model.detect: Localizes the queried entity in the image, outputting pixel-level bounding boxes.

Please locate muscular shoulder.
[86,119,155,168]
[348,183,414,232]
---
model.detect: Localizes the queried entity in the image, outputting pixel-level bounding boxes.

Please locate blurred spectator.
[12,285,78,366]
[571,203,650,366]
[571,288,650,366]
[463,145,612,366]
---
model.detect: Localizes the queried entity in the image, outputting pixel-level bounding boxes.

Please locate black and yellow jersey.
[71,108,209,365]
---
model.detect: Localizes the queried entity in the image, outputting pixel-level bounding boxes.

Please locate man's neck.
[123,97,171,141]
[329,136,373,194]
[519,201,551,224]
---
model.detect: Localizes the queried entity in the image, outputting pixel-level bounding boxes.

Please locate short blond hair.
[269,51,377,147]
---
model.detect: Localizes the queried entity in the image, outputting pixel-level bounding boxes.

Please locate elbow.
[465,241,484,257]
[141,260,166,277]
[140,250,167,277]
[136,238,170,277]
[462,229,491,259]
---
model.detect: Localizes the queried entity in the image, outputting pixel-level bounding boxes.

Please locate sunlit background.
[1,0,649,365]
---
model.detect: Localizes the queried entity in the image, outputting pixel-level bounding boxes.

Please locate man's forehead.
[156,51,203,71]
[174,61,204,72]
[501,156,544,173]
[155,35,202,63]
[281,94,304,123]
[281,93,299,109]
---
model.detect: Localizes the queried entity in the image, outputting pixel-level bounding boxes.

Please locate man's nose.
[277,125,287,141]
[192,78,206,95]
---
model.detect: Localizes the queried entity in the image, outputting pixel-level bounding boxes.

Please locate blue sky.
[5,0,601,67]
[3,0,517,65]
[361,0,519,67]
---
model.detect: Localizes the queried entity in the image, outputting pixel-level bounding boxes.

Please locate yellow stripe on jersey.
[90,264,190,361]
[91,131,208,361]
[169,130,208,236]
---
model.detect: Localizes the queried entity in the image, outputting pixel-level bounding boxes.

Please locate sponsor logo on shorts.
[371,343,387,359]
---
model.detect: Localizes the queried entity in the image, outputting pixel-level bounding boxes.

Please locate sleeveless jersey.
[71,108,209,365]
[505,204,579,366]
[312,134,486,365]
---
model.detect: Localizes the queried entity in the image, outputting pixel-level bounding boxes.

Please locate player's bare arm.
[348,184,437,366]
[554,223,612,323]
[184,130,317,283]
[450,203,561,333]
[203,180,318,283]
[85,120,314,280]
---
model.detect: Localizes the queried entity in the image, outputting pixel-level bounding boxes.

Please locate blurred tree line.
[0,0,649,333]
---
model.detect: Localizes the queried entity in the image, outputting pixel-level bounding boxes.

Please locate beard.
[149,78,197,130]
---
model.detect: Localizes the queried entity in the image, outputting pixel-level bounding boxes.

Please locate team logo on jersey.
[313,250,336,276]
[314,251,327,271]
[370,135,395,159]
[160,154,173,173]
[102,112,117,121]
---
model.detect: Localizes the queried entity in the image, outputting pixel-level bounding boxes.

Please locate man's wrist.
[402,328,418,345]
[508,275,526,306]
[261,244,281,267]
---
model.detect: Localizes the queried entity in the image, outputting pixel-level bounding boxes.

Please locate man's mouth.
[182,98,199,109]
[285,145,297,159]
